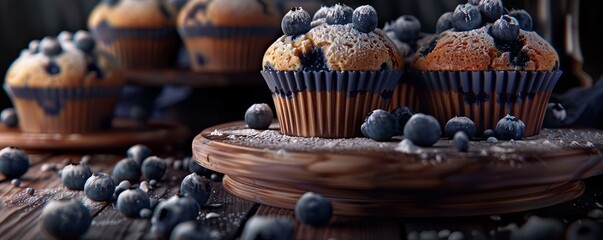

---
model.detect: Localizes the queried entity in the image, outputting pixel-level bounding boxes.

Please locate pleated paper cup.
[417,71,563,137]
[8,87,122,134]
[179,26,278,72]
[261,70,402,138]
[388,71,421,112]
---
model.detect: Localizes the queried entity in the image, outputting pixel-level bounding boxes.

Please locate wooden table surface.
[1,150,602,240]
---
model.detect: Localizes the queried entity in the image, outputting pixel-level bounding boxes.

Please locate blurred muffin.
[261,5,404,138]
[178,0,280,72]
[5,31,125,133]
[413,1,561,137]
[88,0,180,69]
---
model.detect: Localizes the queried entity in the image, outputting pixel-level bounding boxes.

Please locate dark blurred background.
[1,0,601,136]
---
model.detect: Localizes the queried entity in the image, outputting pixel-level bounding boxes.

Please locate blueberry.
[57,31,73,42]
[112,158,141,183]
[326,4,353,25]
[41,199,91,240]
[84,172,116,201]
[436,12,453,34]
[484,129,496,138]
[403,113,441,147]
[448,231,465,240]
[478,0,504,23]
[26,187,35,195]
[140,208,153,219]
[361,109,396,141]
[511,216,565,240]
[509,9,533,31]
[245,103,273,129]
[452,3,482,31]
[491,15,520,42]
[151,195,200,238]
[1,108,18,128]
[454,132,470,152]
[240,216,295,240]
[180,173,211,206]
[11,178,21,187]
[117,188,150,218]
[445,116,476,140]
[39,37,62,57]
[74,30,96,53]
[0,147,30,179]
[495,114,525,140]
[126,144,153,166]
[487,137,498,143]
[211,172,223,182]
[114,180,131,197]
[61,163,92,190]
[149,179,158,187]
[391,107,415,136]
[170,221,212,240]
[281,7,311,37]
[543,103,566,128]
[352,5,378,33]
[28,40,40,53]
[188,157,209,175]
[295,192,332,227]
[566,219,603,240]
[141,156,167,181]
[393,15,421,42]
[312,6,329,21]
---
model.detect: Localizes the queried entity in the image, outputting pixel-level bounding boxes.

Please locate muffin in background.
[413,1,561,137]
[88,0,180,69]
[261,5,404,138]
[177,0,280,72]
[5,31,125,134]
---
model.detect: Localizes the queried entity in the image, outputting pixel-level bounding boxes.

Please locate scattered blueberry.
[245,103,273,130]
[240,216,295,240]
[393,15,421,42]
[180,173,212,207]
[487,136,498,143]
[126,144,153,166]
[448,231,465,240]
[74,30,96,53]
[61,163,92,190]
[566,219,603,240]
[210,173,223,182]
[1,108,18,128]
[445,116,477,140]
[26,187,35,195]
[438,229,451,239]
[454,131,470,152]
[57,31,73,42]
[312,6,329,21]
[543,103,566,128]
[117,188,150,218]
[325,4,353,25]
[281,7,311,37]
[141,156,167,181]
[28,40,40,53]
[39,37,62,57]
[495,114,525,140]
[84,172,116,201]
[114,180,131,197]
[149,179,158,187]
[478,0,504,22]
[112,158,141,183]
[188,157,209,175]
[452,3,482,31]
[295,192,332,227]
[11,178,21,187]
[0,147,30,179]
[511,216,565,240]
[436,12,453,34]
[170,221,212,240]
[491,15,520,42]
[419,231,437,240]
[41,163,59,172]
[484,129,496,138]
[509,9,533,31]
[391,107,415,136]
[352,5,378,33]
[151,195,200,238]
[140,208,153,219]
[41,199,91,240]
[403,113,441,147]
[361,109,396,141]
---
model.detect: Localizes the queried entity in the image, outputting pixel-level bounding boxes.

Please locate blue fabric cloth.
[552,75,603,129]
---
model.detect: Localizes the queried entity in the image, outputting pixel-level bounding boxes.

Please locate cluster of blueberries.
[0,108,18,128]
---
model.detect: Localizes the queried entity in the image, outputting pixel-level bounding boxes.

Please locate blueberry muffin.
[177,0,280,72]
[261,5,404,138]
[5,31,124,133]
[88,0,180,69]
[412,1,562,137]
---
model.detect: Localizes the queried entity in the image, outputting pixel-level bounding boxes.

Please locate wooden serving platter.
[192,121,603,217]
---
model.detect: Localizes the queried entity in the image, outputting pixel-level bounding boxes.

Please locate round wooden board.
[0,119,188,150]
[192,121,603,217]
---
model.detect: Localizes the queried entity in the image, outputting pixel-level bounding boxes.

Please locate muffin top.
[412,2,559,71]
[178,0,280,28]
[263,5,404,71]
[6,31,124,88]
[88,0,177,28]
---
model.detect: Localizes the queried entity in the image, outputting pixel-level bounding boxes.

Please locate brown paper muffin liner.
[388,71,421,112]
[417,71,563,137]
[261,70,402,138]
[8,87,122,134]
